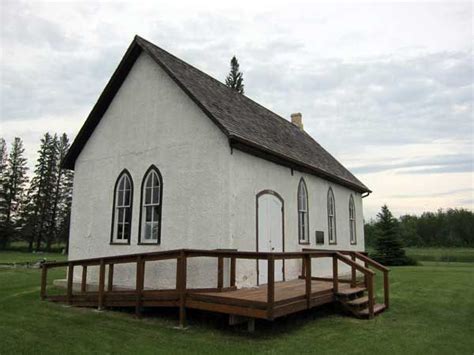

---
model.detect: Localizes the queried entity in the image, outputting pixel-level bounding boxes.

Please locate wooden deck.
[48,279,356,320]
[187,279,354,319]
[41,248,390,327]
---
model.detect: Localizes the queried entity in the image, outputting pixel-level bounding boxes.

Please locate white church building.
[62,36,371,289]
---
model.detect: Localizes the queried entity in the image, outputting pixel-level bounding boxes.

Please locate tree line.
[0,133,73,252]
[365,206,474,249]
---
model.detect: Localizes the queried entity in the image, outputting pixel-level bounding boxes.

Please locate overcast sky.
[0,0,472,219]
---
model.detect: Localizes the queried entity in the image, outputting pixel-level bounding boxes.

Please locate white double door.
[257,193,284,285]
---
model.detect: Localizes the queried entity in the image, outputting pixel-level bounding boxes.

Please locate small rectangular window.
[316,231,324,244]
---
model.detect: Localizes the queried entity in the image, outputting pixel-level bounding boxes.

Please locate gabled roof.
[63,35,370,193]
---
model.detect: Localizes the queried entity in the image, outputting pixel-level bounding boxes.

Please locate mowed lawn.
[405,247,474,263]
[0,250,67,264]
[0,252,473,354]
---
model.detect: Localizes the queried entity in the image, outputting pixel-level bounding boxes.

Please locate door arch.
[256,190,285,285]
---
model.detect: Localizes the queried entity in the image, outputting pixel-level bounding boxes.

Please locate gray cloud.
[391,188,473,199]
[351,154,473,174]
[0,1,472,217]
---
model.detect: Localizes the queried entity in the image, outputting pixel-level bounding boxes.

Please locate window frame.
[138,165,163,245]
[349,194,357,245]
[327,187,337,245]
[297,178,310,245]
[110,169,134,245]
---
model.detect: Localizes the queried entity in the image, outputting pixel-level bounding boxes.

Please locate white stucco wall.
[69,52,231,288]
[68,51,366,291]
[228,149,365,287]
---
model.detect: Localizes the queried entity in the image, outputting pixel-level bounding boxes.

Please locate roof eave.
[228,135,371,194]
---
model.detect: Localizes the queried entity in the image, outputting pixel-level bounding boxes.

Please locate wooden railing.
[40,248,386,324]
[304,248,390,313]
[353,251,390,309]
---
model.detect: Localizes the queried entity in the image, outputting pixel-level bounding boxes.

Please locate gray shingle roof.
[63,35,370,193]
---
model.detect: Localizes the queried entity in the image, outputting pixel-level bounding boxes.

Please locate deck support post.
[247,318,255,333]
[40,265,47,300]
[267,255,275,319]
[81,266,87,293]
[367,273,375,319]
[108,264,114,292]
[178,251,187,328]
[135,256,145,317]
[304,255,312,309]
[384,271,390,309]
[351,253,357,287]
[332,255,339,294]
[98,259,106,311]
[67,263,74,305]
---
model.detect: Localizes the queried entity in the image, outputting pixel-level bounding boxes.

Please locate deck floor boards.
[48,279,357,319]
[195,279,350,303]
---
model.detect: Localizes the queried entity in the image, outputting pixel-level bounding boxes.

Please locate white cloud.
[0,0,472,218]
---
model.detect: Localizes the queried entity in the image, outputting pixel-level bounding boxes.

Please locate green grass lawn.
[404,247,474,263]
[0,251,473,354]
[0,250,67,264]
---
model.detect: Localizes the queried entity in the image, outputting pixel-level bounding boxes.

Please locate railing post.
[178,251,187,328]
[135,256,145,316]
[267,255,275,319]
[305,254,312,309]
[108,264,114,292]
[67,262,74,305]
[40,264,48,300]
[301,257,306,278]
[81,266,87,293]
[230,256,236,288]
[217,256,224,290]
[332,255,339,294]
[351,253,357,287]
[98,259,106,310]
[384,271,390,309]
[367,273,375,319]
[364,261,369,288]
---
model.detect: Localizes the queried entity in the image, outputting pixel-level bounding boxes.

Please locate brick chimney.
[291,113,303,130]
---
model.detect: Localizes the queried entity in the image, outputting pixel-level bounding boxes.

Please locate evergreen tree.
[225,56,244,94]
[0,138,29,249]
[0,138,7,176]
[372,205,414,265]
[48,133,74,251]
[0,138,8,239]
[25,133,58,251]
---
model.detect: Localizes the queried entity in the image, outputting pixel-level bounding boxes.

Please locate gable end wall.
[69,52,231,288]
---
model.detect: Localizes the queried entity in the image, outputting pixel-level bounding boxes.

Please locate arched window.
[327,188,337,244]
[111,170,133,244]
[298,178,309,244]
[138,165,163,244]
[349,195,356,244]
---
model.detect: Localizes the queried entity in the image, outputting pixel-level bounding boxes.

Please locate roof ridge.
[135,35,303,133]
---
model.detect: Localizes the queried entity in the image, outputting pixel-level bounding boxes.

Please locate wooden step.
[346,296,372,307]
[358,303,386,317]
[336,287,366,296]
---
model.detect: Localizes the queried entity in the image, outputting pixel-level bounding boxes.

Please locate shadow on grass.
[100,303,340,339]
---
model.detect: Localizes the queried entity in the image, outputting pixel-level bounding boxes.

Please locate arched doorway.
[256,190,284,285]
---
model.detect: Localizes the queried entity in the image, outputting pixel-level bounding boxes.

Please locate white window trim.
[298,179,310,244]
[138,166,163,245]
[327,188,337,244]
[349,195,356,245]
[111,172,133,244]
[142,171,160,242]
